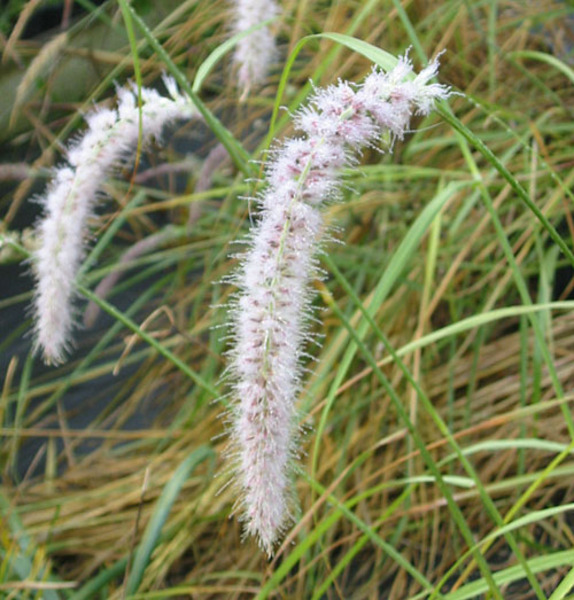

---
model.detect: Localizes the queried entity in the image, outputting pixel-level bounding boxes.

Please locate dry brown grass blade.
[2,0,43,65]
[10,32,69,129]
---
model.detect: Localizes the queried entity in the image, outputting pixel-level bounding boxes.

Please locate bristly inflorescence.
[230,0,280,93]
[227,52,451,555]
[32,77,196,365]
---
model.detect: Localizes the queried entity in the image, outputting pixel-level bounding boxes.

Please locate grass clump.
[1,0,574,598]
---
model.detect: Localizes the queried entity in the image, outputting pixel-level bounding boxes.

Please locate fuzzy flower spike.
[230,0,280,93]
[32,77,196,365]
[228,52,451,554]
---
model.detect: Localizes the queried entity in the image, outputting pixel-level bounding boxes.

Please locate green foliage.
[1,0,574,598]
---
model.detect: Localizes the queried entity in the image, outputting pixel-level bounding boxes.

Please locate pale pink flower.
[228,53,451,554]
[32,77,196,365]
[230,0,280,92]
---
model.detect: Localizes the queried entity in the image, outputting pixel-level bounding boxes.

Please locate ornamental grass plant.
[1,1,574,598]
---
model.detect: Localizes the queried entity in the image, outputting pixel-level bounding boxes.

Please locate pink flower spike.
[227,52,451,553]
[32,79,197,365]
[230,0,280,93]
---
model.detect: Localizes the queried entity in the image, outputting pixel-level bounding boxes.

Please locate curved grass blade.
[548,562,574,600]
[428,550,574,600]
[509,50,574,85]
[375,301,574,368]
